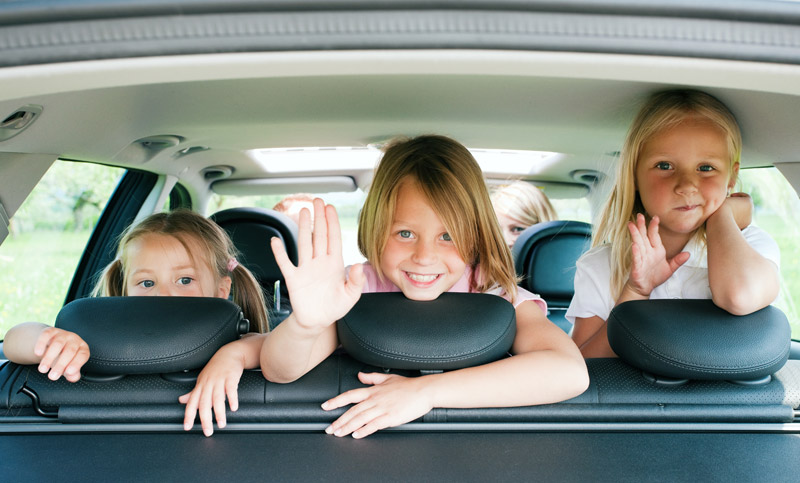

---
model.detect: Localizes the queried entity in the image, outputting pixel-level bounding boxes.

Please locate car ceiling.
[1,50,800,206]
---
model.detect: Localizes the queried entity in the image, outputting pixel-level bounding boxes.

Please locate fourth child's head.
[357,135,517,300]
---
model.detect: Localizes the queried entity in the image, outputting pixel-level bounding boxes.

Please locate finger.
[63,347,90,383]
[213,386,227,429]
[331,404,384,438]
[297,205,313,264]
[312,198,327,258]
[181,392,199,430]
[347,263,365,291]
[225,378,239,412]
[39,339,67,376]
[322,388,371,411]
[271,237,296,278]
[198,395,214,437]
[33,330,55,357]
[646,216,662,248]
[627,221,643,250]
[636,213,649,242]
[669,251,691,272]
[48,343,78,380]
[357,371,391,386]
[325,204,342,257]
[353,417,393,439]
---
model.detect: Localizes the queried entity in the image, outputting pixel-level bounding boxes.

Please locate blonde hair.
[491,181,558,227]
[358,135,519,301]
[91,209,269,333]
[594,89,742,299]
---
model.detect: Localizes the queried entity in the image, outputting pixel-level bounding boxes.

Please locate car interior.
[2,0,800,480]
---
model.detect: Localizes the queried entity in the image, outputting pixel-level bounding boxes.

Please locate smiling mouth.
[405,272,441,284]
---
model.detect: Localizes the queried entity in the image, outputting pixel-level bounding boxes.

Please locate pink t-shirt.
[357,262,547,313]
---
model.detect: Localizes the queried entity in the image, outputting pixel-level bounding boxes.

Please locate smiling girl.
[567,89,781,357]
[259,134,589,438]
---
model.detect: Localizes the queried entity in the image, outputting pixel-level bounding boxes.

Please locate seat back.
[210,207,299,327]
[512,220,592,332]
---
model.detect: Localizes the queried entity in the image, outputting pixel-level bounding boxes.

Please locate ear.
[217,275,232,299]
[728,162,740,190]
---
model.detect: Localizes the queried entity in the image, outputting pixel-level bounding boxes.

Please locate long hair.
[92,209,268,333]
[593,89,742,299]
[491,181,558,227]
[358,135,518,301]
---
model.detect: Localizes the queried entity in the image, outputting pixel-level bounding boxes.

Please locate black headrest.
[337,293,516,370]
[210,207,299,287]
[512,220,591,304]
[607,300,791,381]
[55,297,249,375]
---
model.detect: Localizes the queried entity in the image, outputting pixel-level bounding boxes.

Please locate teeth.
[407,272,438,283]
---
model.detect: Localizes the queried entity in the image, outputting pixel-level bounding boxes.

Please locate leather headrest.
[607,299,790,381]
[337,292,516,370]
[55,296,249,375]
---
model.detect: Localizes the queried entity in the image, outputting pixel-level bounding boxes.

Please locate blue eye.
[178,277,193,285]
[140,280,154,288]
[442,233,452,242]
[510,226,526,234]
[698,164,715,172]
[399,230,412,238]
[656,161,672,170]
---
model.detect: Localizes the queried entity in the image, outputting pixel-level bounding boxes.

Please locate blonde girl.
[491,181,558,247]
[259,134,588,438]
[3,209,267,386]
[567,89,780,357]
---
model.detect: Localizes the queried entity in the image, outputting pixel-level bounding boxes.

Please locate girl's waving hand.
[262,199,365,383]
[626,214,690,298]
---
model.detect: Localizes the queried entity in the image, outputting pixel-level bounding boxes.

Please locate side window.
[0,160,125,338]
[738,167,800,339]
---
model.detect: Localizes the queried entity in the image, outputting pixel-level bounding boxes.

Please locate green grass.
[0,230,92,336]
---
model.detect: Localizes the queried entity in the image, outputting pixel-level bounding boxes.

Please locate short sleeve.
[565,246,615,325]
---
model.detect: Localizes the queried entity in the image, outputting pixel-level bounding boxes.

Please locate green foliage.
[10,162,123,233]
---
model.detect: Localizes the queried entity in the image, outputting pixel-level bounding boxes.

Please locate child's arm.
[179,333,266,436]
[3,322,90,382]
[260,199,365,383]
[707,194,779,315]
[322,301,589,438]
[572,214,689,358]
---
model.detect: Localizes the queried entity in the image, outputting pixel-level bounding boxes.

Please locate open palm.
[271,198,364,331]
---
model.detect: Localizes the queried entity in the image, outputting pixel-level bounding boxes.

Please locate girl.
[3,209,268,394]
[567,89,781,358]
[260,134,589,438]
[491,180,558,248]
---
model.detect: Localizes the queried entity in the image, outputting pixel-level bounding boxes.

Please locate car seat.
[210,207,299,328]
[511,220,592,333]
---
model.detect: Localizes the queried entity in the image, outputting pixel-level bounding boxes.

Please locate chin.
[400,288,445,301]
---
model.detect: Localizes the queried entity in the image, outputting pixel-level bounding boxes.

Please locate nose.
[411,239,438,265]
[675,170,698,195]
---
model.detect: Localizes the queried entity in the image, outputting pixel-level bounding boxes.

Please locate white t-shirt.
[565,225,780,325]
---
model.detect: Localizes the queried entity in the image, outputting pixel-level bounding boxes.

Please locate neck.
[658,229,695,260]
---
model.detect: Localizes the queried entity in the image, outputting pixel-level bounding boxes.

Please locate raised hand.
[34,327,90,382]
[321,372,435,439]
[271,198,365,333]
[626,214,690,297]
